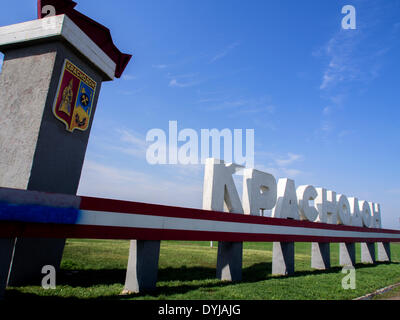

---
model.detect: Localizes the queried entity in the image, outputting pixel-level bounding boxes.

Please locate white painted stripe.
[78,210,400,240]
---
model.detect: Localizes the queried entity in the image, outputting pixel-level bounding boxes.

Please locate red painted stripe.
[1,222,399,243]
[79,196,400,235]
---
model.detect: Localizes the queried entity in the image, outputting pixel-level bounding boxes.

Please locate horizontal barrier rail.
[1,187,400,243]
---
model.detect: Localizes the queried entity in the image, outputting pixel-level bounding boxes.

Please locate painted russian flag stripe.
[73,209,400,242]
[0,187,400,242]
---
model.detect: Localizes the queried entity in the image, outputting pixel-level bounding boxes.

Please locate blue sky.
[1,0,400,228]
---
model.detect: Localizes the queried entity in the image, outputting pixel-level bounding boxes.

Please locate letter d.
[203,305,211,315]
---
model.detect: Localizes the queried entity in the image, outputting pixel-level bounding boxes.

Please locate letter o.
[360,200,371,227]
[337,194,351,225]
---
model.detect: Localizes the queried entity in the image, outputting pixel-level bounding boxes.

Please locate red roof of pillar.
[37,0,132,78]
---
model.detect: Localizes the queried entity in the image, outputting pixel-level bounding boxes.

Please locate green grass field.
[5,240,400,300]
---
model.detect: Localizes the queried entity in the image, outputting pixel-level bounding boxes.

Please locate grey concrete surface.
[0,239,14,299]
[216,241,243,282]
[0,40,103,286]
[311,242,330,270]
[272,242,295,275]
[123,240,161,293]
[361,242,376,264]
[7,238,66,286]
[377,242,391,262]
[340,242,356,266]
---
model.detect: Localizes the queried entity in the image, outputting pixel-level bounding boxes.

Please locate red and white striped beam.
[0,187,399,243]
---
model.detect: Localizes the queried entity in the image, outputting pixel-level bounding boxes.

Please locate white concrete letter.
[202,158,243,214]
[296,185,319,222]
[359,200,372,228]
[369,202,382,229]
[315,188,338,224]
[337,194,351,225]
[272,178,299,220]
[242,168,277,216]
[348,197,363,227]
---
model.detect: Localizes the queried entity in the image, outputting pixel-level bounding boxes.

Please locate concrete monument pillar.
[377,242,391,262]
[272,242,295,275]
[201,158,244,283]
[216,241,243,281]
[123,240,161,294]
[361,242,376,264]
[0,14,120,290]
[311,242,330,270]
[339,242,356,266]
[0,239,14,299]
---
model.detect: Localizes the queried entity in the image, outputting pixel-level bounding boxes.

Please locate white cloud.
[167,72,202,88]
[322,106,331,115]
[320,122,333,133]
[168,78,197,88]
[254,164,304,180]
[210,41,240,63]
[122,74,136,80]
[316,1,397,92]
[152,64,168,69]
[318,30,362,90]
[206,96,276,119]
[117,87,144,96]
[118,129,147,148]
[337,130,353,138]
[275,153,303,167]
[254,152,305,179]
[112,129,149,158]
[281,168,303,177]
[78,160,203,209]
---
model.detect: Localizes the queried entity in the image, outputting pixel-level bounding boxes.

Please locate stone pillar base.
[361,242,376,264]
[340,242,356,266]
[216,241,242,282]
[377,242,391,262]
[311,242,330,270]
[123,240,160,294]
[7,238,65,286]
[272,242,294,275]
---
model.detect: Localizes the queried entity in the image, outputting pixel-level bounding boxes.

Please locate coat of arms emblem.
[52,59,97,132]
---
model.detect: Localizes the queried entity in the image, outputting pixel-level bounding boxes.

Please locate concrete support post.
[0,15,113,287]
[311,242,330,270]
[339,242,356,266]
[216,241,243,282]
[361,242,376,264]
[7,238,66,286]
[123,240,161,294]
[272,242,295,275]
[0,239,14,299]
[377,242,391,262]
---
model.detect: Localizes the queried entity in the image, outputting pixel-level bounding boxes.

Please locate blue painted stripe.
[0,202,80,224]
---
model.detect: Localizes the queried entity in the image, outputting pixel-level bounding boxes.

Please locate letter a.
[41,265,56,289]
[341,266,356,289]
[342,5,356,30]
